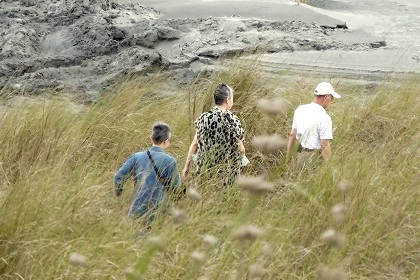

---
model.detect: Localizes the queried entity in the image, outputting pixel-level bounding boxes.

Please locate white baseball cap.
[314,82,341,99]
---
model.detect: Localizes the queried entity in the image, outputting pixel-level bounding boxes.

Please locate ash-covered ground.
[0,0,404,99]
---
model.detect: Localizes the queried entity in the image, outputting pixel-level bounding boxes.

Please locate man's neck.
[216,104,228,112]
[313,99,326,109]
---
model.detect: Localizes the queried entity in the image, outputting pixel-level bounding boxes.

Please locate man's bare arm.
[182,132,198,179]
[320,139,331,160]
[287,128,297,160]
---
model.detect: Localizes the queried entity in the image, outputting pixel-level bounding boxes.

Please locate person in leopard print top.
[182,84,245,186]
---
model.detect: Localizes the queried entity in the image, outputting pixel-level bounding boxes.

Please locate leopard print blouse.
[194,107,244,184]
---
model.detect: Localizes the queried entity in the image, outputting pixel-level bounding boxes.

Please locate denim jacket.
[114,146,181,218]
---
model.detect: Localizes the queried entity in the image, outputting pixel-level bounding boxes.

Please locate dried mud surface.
[0,0,396,98]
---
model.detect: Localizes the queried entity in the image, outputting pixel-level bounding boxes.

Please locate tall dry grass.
[0,63,418,279]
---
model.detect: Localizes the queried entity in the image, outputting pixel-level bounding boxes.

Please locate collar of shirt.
[310,102,327,113]
[213,106,231,113]
[150,145,164,153]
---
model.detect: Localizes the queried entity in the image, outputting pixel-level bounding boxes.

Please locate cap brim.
[331,91,341,99]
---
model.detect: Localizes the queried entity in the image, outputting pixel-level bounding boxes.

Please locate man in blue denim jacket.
[114,122,182,219]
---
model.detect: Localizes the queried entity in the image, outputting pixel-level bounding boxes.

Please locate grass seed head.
[262,243,275,257]
[170,207,188,224]
[203,234,218,246]
[187,188,201,200]
[235,224,265,242]
[252,134,288,153]
[197,275,209,280]
[256,98,287,115]
[191,250,207,263]
[248,263,264,279]
[69,252,88,267]
[148,235,165,250]
[124,267,135,279]
[318,265,347,280]
[236,175,274,194]
[338,180,354,193]
[331,203,347,224]
[320,229,346,248]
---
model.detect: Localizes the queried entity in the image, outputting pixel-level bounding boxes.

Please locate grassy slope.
[0,64,418,279]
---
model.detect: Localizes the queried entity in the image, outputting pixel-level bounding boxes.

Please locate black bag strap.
[147,150,186,200]
[146,150,167,186]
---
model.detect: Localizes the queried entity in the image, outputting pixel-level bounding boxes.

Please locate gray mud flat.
[0,0,414,99]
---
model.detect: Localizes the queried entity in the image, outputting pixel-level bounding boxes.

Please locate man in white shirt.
[287,82,341,172]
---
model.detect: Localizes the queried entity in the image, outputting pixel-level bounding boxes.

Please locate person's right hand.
[182,166,189,180]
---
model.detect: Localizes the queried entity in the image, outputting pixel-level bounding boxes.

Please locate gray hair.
[214,83,233,105]
[151,122,171,144]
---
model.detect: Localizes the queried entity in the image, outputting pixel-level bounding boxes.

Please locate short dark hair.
[214,83,233,105]
[151,122,171,144]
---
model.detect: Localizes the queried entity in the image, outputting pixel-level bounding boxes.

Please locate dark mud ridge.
[0,0,386,99]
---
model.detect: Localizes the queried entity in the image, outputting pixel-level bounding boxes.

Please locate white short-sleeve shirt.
[292,102,333,149]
